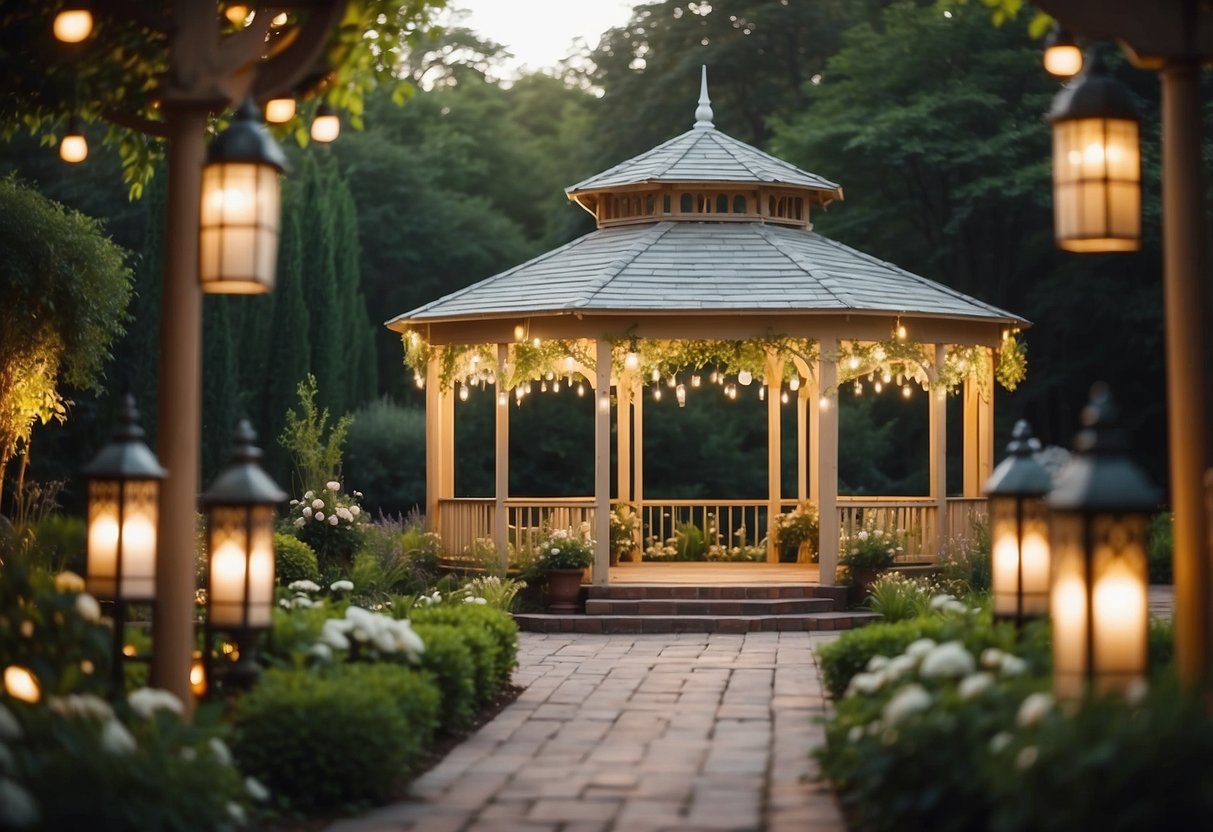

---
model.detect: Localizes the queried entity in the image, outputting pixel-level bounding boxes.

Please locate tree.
[0,177,131,511]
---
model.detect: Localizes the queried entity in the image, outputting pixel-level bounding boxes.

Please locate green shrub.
[349,517,444,600]
[411,622,477,730]
[233,663,439,812]
[411,604,518,690]
[344,397,425,517]
[275,533,321,586]
[27,513,86,574]
[939,522,992,594]
[865,571,937,622]
[1147,512,1173,584]
[676,522,706,560]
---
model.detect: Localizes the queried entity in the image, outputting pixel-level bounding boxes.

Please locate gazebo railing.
[434,495,988,565]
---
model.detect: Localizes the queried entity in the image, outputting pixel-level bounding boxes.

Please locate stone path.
[327,632,846,832]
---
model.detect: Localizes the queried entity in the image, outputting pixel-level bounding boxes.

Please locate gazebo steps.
[514,582,877,634]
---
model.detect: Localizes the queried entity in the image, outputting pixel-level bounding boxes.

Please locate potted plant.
[609,505,641,565]
[839,523,904,597]
[536,529,594,613]
[774,503,820,563]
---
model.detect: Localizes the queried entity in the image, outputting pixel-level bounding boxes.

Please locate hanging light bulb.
[514,323,526,341]
[709,371,718,384]
[487,372,496,386]
[849,355,861,370]
[564,355,575,372]
[902,385,912,399]
[897,322,908,341]
[896,372,904,386]
[310,103,340,143]
[874,380,883,394]
[414,374,424,389]
[625,351,639,370]
[651,368,661,382]
[458,384,469,402]
[882,370,892,384]
[676,384,686,407]
[789,376,800,391]
[781,390,789,404]
[691,374,702,388]
[532,337,541,348]
[873,346,886,362]
[541,380,548,393]
[854,381,863,396]
[577,382,585,397]
[653,387,663,401]
[667,375,677,388]
[525,381,533,395]
[264,96,297,124]
[553,380,561,393]
[818,395,831,411]
[738,369,753,386]
[759,385,766,401]
[59,116,88,163]
[867,372,874,382]
[1043,24,1083,78]
[53,3,94,42]
[515,387,524,403]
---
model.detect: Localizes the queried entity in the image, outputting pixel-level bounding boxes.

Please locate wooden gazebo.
[386,69,1029,586]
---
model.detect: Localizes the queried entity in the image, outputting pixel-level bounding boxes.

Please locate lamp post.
[1047,384,1160,699]
[200,420,285,693]
[81,394,166,692]
[200,98,288,293]
[1034,0,1212,690]
[985,420,1053,631]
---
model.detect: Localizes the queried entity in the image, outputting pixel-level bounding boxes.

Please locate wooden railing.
[435,495,989,565]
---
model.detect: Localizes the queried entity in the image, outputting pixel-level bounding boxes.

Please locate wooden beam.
[633,378,644,558]
[593,339,612,585]
[815,350,839,585]
[425,349,443,534]
[494,343,509,567]
[929,344,949,556]
[962,377,980,498]
[617,381,632,503]
[798,384,809,502]
[766,352,784,562]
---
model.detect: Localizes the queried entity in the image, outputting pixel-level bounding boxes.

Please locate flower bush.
[609,505,641,561]
[864,571,958,622]
[774,502,819,562]
[840,522,905,571]
[536,528,594,570]
[285,480,366,567]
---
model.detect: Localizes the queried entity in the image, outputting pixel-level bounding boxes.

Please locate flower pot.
[851,567,885,599]
[544,569,585,613]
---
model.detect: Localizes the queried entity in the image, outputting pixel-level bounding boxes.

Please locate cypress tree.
[329,167,377,409]
[297,154,342,416]
[201,295,241,483]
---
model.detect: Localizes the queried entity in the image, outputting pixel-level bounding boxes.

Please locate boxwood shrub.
[274,533,321,586]
[232,662,439,812]
[411,622,477,731]
[410,604,518,690]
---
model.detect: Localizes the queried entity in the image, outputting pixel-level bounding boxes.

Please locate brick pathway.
[326,632,847,832]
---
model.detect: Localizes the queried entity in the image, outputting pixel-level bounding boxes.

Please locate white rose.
[904,638,937,659]
[311,499,325,510]
[1000,655,1028,677]
[127,688,184,720]
[326,481,341,492]
[882,684,931,727]
[314,512,324,522]
[55,571,86,593]
[958,672,995,701]
[101,719,137,755]
[919,642,976,680]
[350,505,361,517]
[1016,692,1054,728]
[328,515,338,526]
[302,507,312,518]
[75,593,101,622]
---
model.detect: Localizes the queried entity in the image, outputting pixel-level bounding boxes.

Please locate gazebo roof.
[386,221,1025,328]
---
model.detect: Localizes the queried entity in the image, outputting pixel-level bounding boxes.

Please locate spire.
[694,65,714,129]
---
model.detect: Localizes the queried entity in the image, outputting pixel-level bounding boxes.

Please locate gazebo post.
[424,350,444,535]
[929,344,949,556]
[494,343,510,567]
[766,351,785,563]
[593,339,612,585]
[633,377,645,557]
[617,378,632,504]
[797,384,810,503]
[814,349,840,585]
[961,351,994,498]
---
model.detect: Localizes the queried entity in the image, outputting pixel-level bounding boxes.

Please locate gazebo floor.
[608,561,820,585]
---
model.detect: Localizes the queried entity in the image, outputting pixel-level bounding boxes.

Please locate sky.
[447,0,637,75]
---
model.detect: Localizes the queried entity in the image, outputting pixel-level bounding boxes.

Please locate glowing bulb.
[540,381,548,393]
[190,655,207,699]
[849,355,860,370]
[651,368,661,382]
[874,380,883,393]
[709,371,718,384]
[4,665,40,703]
[901,385,912,399]
[53,8,93,42]
[514,323,525,341]
[264,97,296,124]
[818,395,830,411]
[897,324,907,341]
[625,351,639,370]
[653,387,662,401]
[525,381,532,395]
[565,355,575,372]
[515,387,524,403]
[310,105,340,142]
[487,372,496,386]
[781,390,789,404]
[882,370,892,384]
[59,131,88,163]
[553,381,560,392]
[854,381,863,396]
[224,4,251,25]
[738,369,753,386]
[577,383,585,397]
[414,374,424,389]
[789,376,800,391]
[532,337,541,348]
[667,375,676,388]
[759,385,766,401]
[691,375,701,387]
[873,346,886,361]
[271,11,288,27]
[458,385,469,402]
[676,384,686,407]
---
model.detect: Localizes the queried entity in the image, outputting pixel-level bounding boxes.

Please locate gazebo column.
[797,385,810,503]
[424,350,454,536]
[929,344,949,556]
[617,379,632,503]
[633,378,644,556]
[813,351,839,585]
[592,340,612,585]
[961,350,995,497]
[766,352,785,562]
[494,343,510,568]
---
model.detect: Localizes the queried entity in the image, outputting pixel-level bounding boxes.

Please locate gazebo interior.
[387,69,1029,586]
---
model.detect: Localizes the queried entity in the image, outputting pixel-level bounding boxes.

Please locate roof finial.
[694,65,714,129]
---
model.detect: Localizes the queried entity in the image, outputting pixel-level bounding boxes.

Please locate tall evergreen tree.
[201,296,241,483]
[297,153,342,415]
[329,166,377,411]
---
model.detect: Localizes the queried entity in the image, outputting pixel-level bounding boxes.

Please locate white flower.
[1016,746,1039,770]
[350,505,361,517]
[884,654,918,680]
[989,731,1013,754]
[289,595,317,610]
[293,517,306,528]
[75,593,101,622]
[0,704,22,741]
[289,580,320,593]
[550,547,560,555]
[1000,655,1028,677]
[127,688,184,720]
[847,725,864,743]
[929,594,957,610]
[289,499,298,506]
[336,507,353,522]
[328,515,338,526]
[354,491,363,498]
[309,642,333,661]
[54,571,85,593]
[209,736,233,766]
[0,778,39,829]
[302,507,313,518]
[330,580,354,592]
[320,618,352,650]
[857,531,869,541]
[464,596,487,605]
[1016,692,1054,728]
[866,655,890,672]
[882,684,931,727]
[919,642,976,680]
[1125,678,1149,706]
[226,802,246,825]
[980,648,1006,669]
[303,490,314,499]
[311,499,324,510]
[47,694,113,722]
[958,672,995,701]
[101,719,137,754]
[904,638,937,659]
[245,776,270,802]
[314,511,325,522]
[873,529,883,538]
[326,481,341,492]
[845,671,886,698]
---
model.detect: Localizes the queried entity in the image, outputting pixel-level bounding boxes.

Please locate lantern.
[984,420,1052,628]
[53,2,93,43]
[1047,50,1141,253]
[199,98,287,293]
[263,95,296,124]
[201,420,285,690]
[59,116,88,163]
[310,103,340,143]
[1047,384,1159,699]
[1042,24,1083,78]
[81,395,166,603]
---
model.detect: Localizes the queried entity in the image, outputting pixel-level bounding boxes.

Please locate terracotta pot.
[851,567,886,599]
[544,569,585,613]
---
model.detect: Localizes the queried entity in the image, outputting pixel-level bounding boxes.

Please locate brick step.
[586,584,848,604]
[584,597,834,616]
[514,611,881,635]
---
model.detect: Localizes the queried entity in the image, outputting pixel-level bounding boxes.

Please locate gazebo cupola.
[567,68,842,230]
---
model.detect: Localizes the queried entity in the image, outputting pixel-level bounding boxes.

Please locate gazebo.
[386,69,1029,586]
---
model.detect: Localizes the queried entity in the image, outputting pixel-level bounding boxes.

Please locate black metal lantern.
[1047,384,1160,699]
[985,420,1053,629]
[1047,49,1141,253]
[199,98,287,293]
[200,420,285,690]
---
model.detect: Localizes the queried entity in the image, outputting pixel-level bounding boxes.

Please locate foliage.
[609,504,641,560]
[232,662,439,813]
[273,533,320,587]
[279,374,353,496]
[1147,512,1173,584]
[285,480,366,567]
[409,622,477,731]
[0,177,131,510]
[774,502,820,562]
[938,522,993,595]
[840,523,905,571]
[461,575,526,612]
[344,398,425,517]
[5,693,256,832]
[410,604,519,692]
[534,527,594,571]
[10,510,84,576]
[864,572,946,622]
